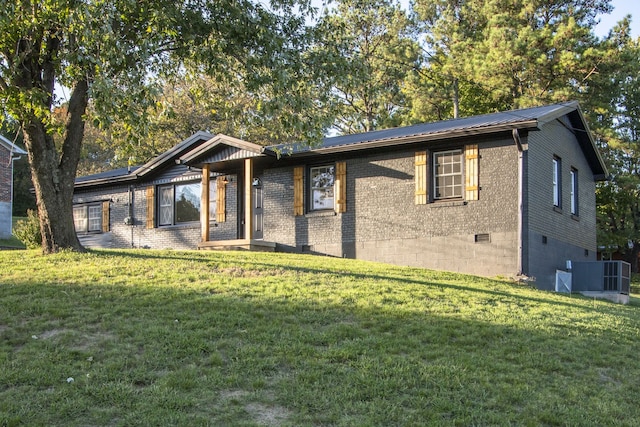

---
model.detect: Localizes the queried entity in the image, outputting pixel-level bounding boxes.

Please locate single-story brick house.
[73,101,608,290]
[0,135,27,239]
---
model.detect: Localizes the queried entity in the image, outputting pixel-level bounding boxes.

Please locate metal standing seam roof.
[271,102,580,154]
[74,166,141,183]
[133,130,214,177]
[74,101,607,186]
[74,131,213,187]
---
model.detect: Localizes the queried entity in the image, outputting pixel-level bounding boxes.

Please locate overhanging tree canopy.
[0,0,315,253]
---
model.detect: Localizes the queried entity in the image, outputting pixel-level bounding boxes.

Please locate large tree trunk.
[22,81,89,254]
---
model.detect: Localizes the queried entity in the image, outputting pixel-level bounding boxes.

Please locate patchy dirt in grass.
[213,267,286,278]
[219,389,292,426]
[37,328,115,351]
[219,389,249,401]
[245,402,291,426]
[39,329,66,339]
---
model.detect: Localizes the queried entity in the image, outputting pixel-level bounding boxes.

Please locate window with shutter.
[73,202,105,233]
[433,149,463,199]
[309,165,335,211]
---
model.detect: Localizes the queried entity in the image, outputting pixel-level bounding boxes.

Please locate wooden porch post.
[244,158,253,240]
[201,164,210,242]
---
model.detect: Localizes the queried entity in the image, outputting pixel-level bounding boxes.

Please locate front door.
[252,177,264,240]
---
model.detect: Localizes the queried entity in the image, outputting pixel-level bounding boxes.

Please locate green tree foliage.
[410,0,613,119]
[589,21,640,271]
[0,0,316,253]
[408,0,494,121]
[314,0,420,133]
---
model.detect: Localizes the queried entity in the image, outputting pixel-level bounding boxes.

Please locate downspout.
[512,129,524,276]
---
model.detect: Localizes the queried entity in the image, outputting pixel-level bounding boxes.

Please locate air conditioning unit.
[571,260,631,295]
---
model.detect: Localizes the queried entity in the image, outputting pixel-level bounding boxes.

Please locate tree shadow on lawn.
[2,275,639,426]
[92,249,624,315]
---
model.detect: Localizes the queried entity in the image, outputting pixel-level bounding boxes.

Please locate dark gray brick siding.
[264,136,521,278]
[524,118,598,289]
[73,173,238,250]
[74,121,600,289]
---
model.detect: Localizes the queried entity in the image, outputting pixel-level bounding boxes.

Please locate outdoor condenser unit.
[571,260,631,294]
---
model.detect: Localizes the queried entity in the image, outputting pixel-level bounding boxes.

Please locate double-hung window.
[553,156,562,208]
[73,204,102,233]
[433,149,463,200]
[570,168,578,216]
[310,165,335,210]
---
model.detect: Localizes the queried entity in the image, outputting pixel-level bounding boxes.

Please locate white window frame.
[309,165,335,211]
[570,168,578,216]
[433,149,463,200]
[157,181,216,226]
[553,157,561,208]
[158,186,174,226]
[73,203,102,233]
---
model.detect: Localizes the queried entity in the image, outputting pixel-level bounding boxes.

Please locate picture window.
[158,181,216,226]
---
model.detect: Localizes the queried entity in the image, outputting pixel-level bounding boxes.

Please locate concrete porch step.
[198,239,276,252]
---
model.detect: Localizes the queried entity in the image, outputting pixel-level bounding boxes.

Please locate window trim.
[553,156,562,209]
[308,164,336,212]
[570,167,578,216]
[73,202,103,234]
[433,148,464,201]
[156,180,215,227]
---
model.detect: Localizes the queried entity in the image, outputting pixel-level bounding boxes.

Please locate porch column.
[244,158,253,240]
[201,164,210,242]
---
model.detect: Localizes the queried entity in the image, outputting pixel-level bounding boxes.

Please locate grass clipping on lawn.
[1,249,639,426]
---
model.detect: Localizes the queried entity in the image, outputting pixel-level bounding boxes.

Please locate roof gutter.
[74,174,138,189]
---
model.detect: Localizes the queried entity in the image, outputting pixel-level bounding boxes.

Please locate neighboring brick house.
[0,135,27,239]
[73,102,607,290]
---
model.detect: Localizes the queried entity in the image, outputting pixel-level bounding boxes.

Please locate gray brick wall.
[73,120,601,289]
[264,136,521,278]
[73,172,239,250]
[524,118,598,289]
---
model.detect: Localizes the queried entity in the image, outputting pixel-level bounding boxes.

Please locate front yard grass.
[1,249,640,426]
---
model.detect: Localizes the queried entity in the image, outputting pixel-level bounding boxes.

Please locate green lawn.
[1,249,639,426]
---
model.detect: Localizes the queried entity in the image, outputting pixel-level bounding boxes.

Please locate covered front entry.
[177,134,276,251]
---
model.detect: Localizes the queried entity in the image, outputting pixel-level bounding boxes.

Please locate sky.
[595,0,640,37]
[313,0,640,38]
